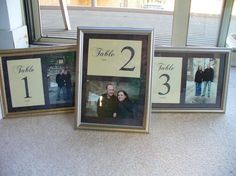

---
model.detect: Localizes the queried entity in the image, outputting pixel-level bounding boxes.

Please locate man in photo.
[97,84,118,118]
[56,69,66,101]
[202,64,214,98]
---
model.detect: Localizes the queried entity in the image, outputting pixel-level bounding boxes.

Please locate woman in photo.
[194,66,204,96]
[115,90,134,119]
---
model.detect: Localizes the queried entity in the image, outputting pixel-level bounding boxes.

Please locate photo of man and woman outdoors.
[46,52,76,105]
[185,57,220,104]
[83,79,141,122]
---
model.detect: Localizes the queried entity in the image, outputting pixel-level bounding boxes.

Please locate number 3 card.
[152,57,182,104]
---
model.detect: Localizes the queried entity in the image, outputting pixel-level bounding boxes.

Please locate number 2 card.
[152,57,182,104]
[87,39,142,78]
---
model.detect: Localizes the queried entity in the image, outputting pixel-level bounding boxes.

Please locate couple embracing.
[97,84,134,119]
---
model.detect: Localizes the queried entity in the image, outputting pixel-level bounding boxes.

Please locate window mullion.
[217,0,234,47]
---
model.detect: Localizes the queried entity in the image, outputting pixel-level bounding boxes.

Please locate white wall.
[0,0,29,49]
[0,0,29,119]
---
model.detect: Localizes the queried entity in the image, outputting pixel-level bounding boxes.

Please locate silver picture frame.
[152,47,231,112]
[75,27,154,132]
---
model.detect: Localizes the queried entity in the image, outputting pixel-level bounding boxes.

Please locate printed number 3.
[120,46,135,71]
[21,76,31,98]
[158,74,170,95]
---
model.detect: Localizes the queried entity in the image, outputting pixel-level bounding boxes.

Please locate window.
[39,0,91,6]
[38,0,175,46]
[28,0,234,47]
[187,0,224,46]
[226,0,236,47]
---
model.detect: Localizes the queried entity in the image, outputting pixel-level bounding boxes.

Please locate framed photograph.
[152,47,231,112]
[0,45,76,118]
[75,27,153,132]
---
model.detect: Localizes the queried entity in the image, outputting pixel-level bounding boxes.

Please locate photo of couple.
[84,80,141,120]
[45,52,76,105]
[185,57,220,104]
[55,68,72,102]
[97,84,134,119]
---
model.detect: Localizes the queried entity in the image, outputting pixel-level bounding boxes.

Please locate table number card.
[7,58,45,107]
[87,39,142,78]
[152,57,182,104]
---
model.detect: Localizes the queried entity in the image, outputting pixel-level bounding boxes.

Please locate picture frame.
[152,47,231,112]
[0,45,77,118]
[75,27,153,133]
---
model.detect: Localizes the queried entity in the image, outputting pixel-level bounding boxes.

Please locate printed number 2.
[21,77,31,98]
[119,46,135,71]
[158,74,170,95]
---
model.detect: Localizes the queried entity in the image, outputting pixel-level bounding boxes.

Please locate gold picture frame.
[75,27,154,132]
[0,45,77,118]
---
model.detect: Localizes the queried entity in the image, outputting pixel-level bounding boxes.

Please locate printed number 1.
[158,74,170,95]
[21,77,31,98]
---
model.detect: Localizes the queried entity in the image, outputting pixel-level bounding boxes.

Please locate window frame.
[24,0,234,47]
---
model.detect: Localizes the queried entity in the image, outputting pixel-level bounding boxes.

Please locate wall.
[0,0,28,49]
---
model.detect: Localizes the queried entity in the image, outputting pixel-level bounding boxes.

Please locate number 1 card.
[7,58,45,107]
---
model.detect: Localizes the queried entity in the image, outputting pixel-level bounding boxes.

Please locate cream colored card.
[152,57,182,103]
[7,58,45,107]
[87,39,142,78]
